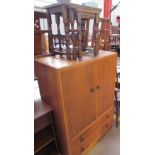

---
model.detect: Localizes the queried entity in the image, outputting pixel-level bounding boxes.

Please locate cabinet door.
[95,55,117,117]
[61,64,96,139]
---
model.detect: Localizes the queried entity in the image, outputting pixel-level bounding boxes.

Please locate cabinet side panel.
[35,61,69,155]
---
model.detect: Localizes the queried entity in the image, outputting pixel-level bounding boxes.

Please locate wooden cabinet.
[35,50,117,155]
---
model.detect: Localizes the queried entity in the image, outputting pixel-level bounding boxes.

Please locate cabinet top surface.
[35,50,117,70]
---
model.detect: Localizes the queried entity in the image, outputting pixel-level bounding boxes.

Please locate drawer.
[97,106,114,125]
[92,117,113,146]
[70,117,113,155]
[71,131,98,155]
[70,106,113,147]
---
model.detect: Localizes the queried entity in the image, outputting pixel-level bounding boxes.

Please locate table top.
[44,2,102,13]
[34,99,53,121]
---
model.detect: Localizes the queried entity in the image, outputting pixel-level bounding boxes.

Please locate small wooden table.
[34,85,59,154]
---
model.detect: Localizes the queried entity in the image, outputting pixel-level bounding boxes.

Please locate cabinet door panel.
[95,55,117,116]
[61,64,96,139]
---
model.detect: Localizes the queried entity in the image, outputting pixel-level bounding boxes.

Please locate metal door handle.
[81,147,85,152]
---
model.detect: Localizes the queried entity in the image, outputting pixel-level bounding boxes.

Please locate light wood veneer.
[35,50,117,155]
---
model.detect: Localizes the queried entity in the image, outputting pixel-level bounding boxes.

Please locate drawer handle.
[106,115,109,118]
[80,136,85,142]
[80,147,85,153]
[90,88,95,93]
[96,85,100,90]
[105,124,109,128]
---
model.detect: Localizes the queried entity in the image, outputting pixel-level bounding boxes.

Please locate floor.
[88,122,120,155]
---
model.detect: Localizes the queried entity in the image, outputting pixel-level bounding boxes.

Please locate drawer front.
[97,106,114,125]
[96,117,113,141]
[70,106,113,147]
[70,117,113,155]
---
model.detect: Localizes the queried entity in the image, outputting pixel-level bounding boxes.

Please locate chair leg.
[116,101,120,127]
[115,90,119,127]
[115,90,117,101]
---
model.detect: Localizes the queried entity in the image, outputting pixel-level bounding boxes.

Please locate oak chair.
[98,18,110,50]
[44,2,102,60]
[34,11,50,56]
[110,25,120,55]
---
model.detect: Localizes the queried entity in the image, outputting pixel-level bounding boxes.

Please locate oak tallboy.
[35,50,117,155]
